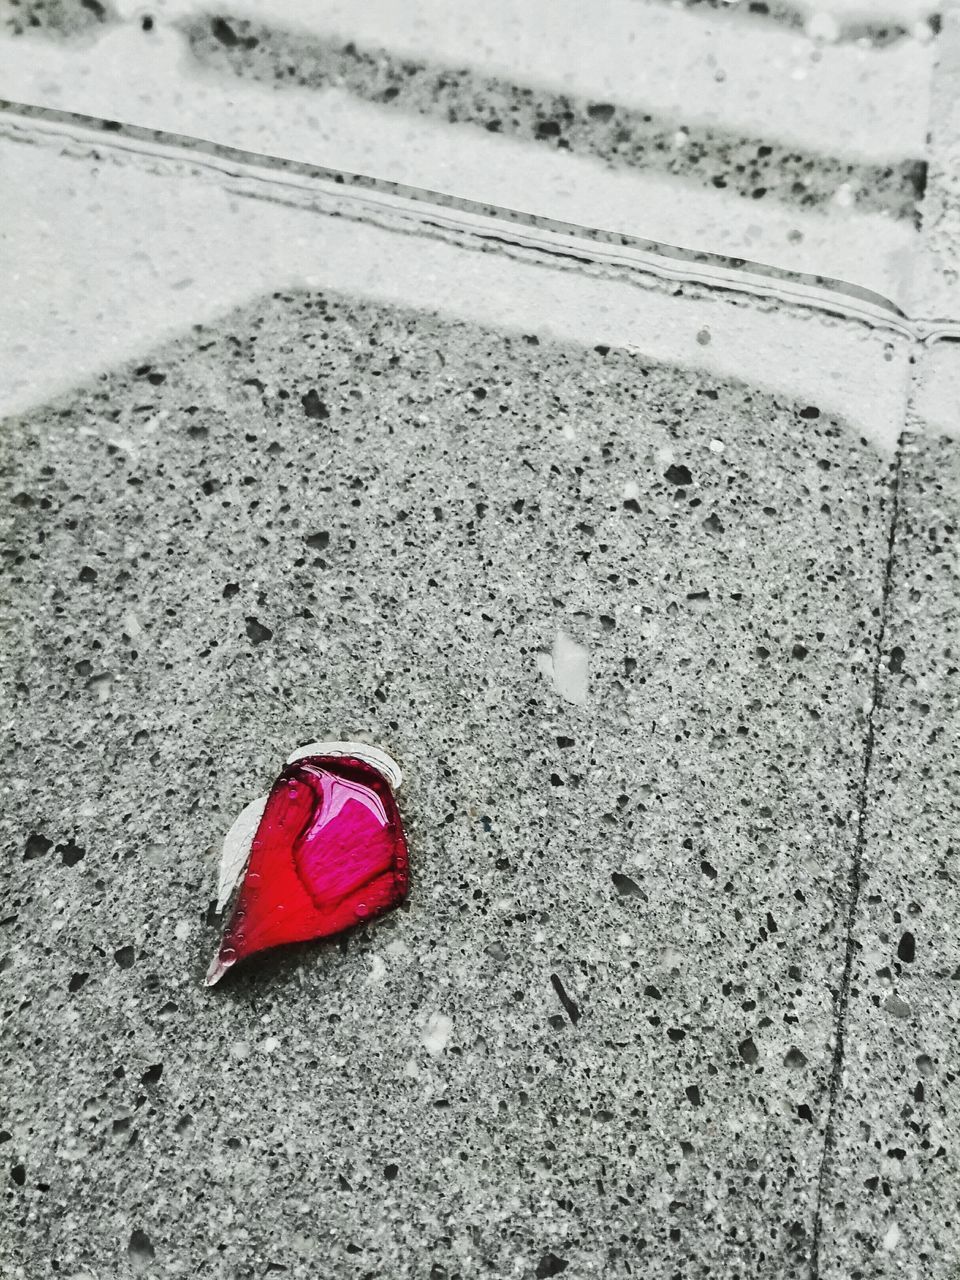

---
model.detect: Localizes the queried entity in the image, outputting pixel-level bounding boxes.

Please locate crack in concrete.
[808,430,907,1278]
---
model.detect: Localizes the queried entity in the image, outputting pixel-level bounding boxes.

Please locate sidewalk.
[1,4,958,1278]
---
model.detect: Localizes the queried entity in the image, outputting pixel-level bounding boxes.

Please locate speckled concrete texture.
[7,0,933,222]
[814,416,960,1278]
[678,1,939,45]
[0,0,937,297]
[180,13,927,221]
[1,291,899,1277]
[0,0,110,39]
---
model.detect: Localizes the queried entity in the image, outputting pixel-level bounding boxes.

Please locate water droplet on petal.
[355,902,369,919]
[246,872,261,886]
[221,947,237,963]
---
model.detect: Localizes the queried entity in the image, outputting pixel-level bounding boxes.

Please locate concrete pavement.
[2,3,960,1277]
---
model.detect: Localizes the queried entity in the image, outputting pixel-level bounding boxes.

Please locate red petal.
[207,756,409,984]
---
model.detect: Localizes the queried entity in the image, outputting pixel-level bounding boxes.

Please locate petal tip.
[204,952,236,987]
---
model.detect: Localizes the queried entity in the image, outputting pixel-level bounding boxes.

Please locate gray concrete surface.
[3,288,899,1277]
[814,419,960,1278]
[3,1,960,1276]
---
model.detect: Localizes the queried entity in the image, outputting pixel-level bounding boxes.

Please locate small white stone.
[422,1013,453,1056]
[834,184,855,209]
[367,954,387,984]
[709,439,725,454]
[263,1036,279,1053]
[622,479,640,501]
[174,920,191,940]
[549,630,589,706]
[882,1222,901,1251]
[805,12,840,43]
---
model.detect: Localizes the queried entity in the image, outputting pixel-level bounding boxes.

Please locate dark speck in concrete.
[897,931,915,963]
[210,15,239,47]
[23,833,52,860]
[58,838,85,866]
[550,973,581,1025]
[536,1253,569,1278]
[301,388,329,420]
[128,1228,155,1268]
[739,1036,759,1064]
[611,871,644,897]
[245,615,273,643]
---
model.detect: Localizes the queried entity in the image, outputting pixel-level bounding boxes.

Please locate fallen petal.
[207,753,409,985]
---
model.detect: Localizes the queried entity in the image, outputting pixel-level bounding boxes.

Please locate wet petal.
[207,754,409,985]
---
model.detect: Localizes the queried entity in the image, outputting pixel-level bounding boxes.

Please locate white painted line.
[110,0,935,161]
[0,25,919,302]
[912,345,960,438]
[909,8,960,320]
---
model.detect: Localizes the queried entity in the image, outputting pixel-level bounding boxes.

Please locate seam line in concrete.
[808,429,907,1277]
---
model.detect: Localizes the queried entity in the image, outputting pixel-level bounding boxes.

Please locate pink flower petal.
[207,754,409,985]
